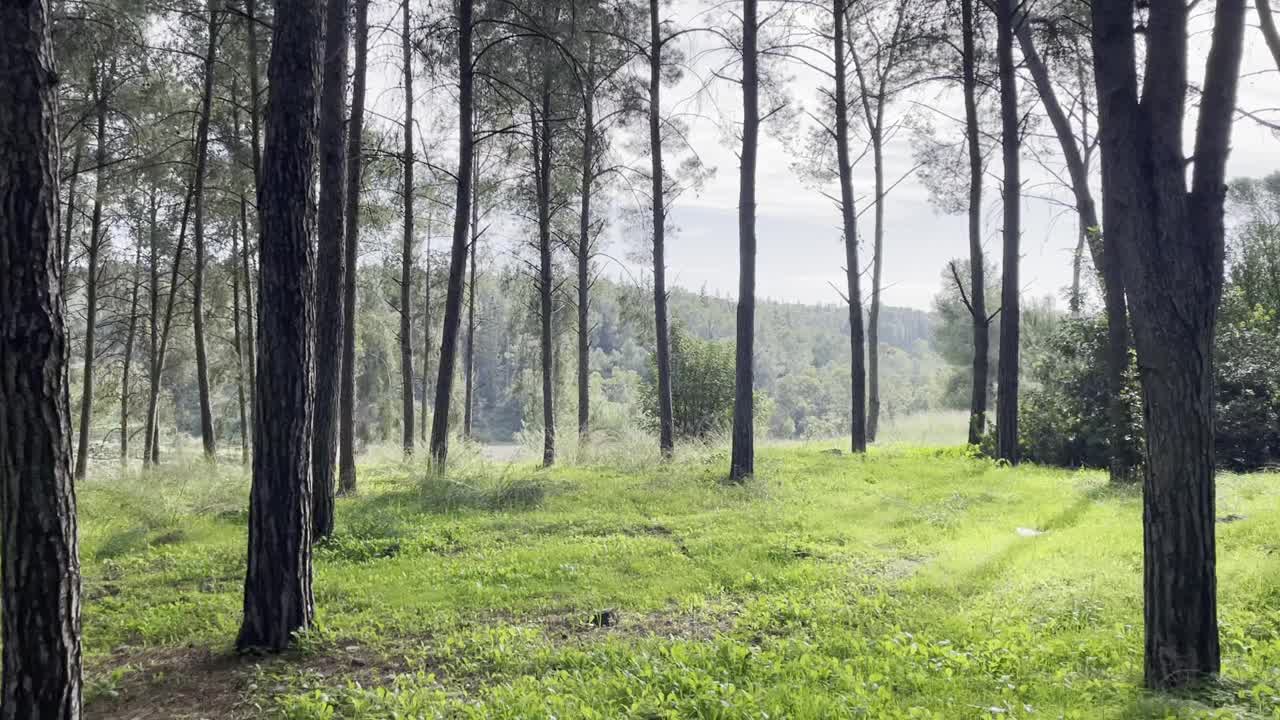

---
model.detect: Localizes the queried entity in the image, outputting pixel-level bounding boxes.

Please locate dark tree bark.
[535,80,557,468]
[833,0,867,454]
[420,222,433,443]
[145,187,161,465]
[75,72,107,480]
[232,79,256,444]
[192,7,222,461]
[463,186,478,440]
[0,0,84,712]
[339,0,369,493]
[143,175,195,467]
[120,219,143,463]
[60,138,83,294]
[649,0,675,457]
[311,0,351,539]
[729,0,759,482]
[1091,0,1246,689]
[237,0,322,653]
[232,223,250,466]
[994,0,1020,464]
[960,0,989,447]
[429,0,474,469]
[398,0,415,457]
[1017,20,1132,482]
[577,87,594,440]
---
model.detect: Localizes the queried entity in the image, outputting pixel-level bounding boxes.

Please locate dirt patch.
[85,642,402,720]
[539,605,737,643]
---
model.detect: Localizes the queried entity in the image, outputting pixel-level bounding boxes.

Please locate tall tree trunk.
[994,0,1020,464]
[340,0,369,493]
[0,1,84,711]
[429,0,474,468]
[649,0,675,457]
[536,83,556,468]
[120,220,143,463]
[420,219,432,442]
[577,90,594,440]
[398,0,415,457]
[237,0,322,652]
[833,0,867,454]
[143,175,196,467]
[232,75,256,442]
[145,187,160,465]
[961,0,988,447]
[1017,21,1132,481]
[311,0,351,539]
[75,77,107,480]
[192,6,222,461]
[232,223,250,465]
[463,186,478,439]
[730,0,759,482]
[866,122,884,441]
[61,138,82,295]
[1091,0,1245,688]
[244,0,263,193]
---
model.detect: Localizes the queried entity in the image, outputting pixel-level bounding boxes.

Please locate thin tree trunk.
[833,0,867,454]
[463,187,478,439]
[1258,0,1280,73]
[233,77,257,457]
[867,123,884,441]
[1018,20,1131,481]
[61,138,83,295]
[649,0,675,457]
[730,0,759,482]
[120,220,143,464]
[961,0,988,447]
[232,223,249,465]
[236,0,322,652]
[0,1,84,710]
[994,0,1021,464]
[311,0,351,539]
[146,187,160,464]
[143,175,196,468]
[192,6,222,461]
[398,0,415,456]
[577,90,594,439]
[420,218,432,442]
[429,0,474,468]
[536,83,556,468]
[340,0,369,493]
[244,0,263,193]
[75,77,107,480]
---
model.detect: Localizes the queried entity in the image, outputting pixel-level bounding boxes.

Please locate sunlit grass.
[78,440,1280,719]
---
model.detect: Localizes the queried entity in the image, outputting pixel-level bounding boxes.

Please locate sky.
[372,1,1280,312]
[626,1,1280,311]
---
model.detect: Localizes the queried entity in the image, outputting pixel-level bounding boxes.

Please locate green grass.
[79,443,1280,719]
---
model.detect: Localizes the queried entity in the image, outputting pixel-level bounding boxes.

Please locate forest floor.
[78,441,1280,719]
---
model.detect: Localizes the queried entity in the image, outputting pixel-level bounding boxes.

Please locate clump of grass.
[418,471,551,512]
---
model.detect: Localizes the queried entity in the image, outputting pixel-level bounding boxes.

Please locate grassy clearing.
[79,442,1280,719]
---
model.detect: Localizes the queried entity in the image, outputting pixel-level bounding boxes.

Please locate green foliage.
[1215,292,1280,470]
[1007,316,1144,470]
[639,324,737,439]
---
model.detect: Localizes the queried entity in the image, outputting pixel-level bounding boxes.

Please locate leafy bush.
[1215,294,1280,470]
[639,324,737,439]
[1005,296,1280,472]
[1007,316,1144,471]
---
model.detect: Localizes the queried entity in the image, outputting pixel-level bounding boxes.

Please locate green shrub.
[639,324,736,440]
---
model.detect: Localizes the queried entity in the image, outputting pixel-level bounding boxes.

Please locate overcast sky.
[375,2,1280,312]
